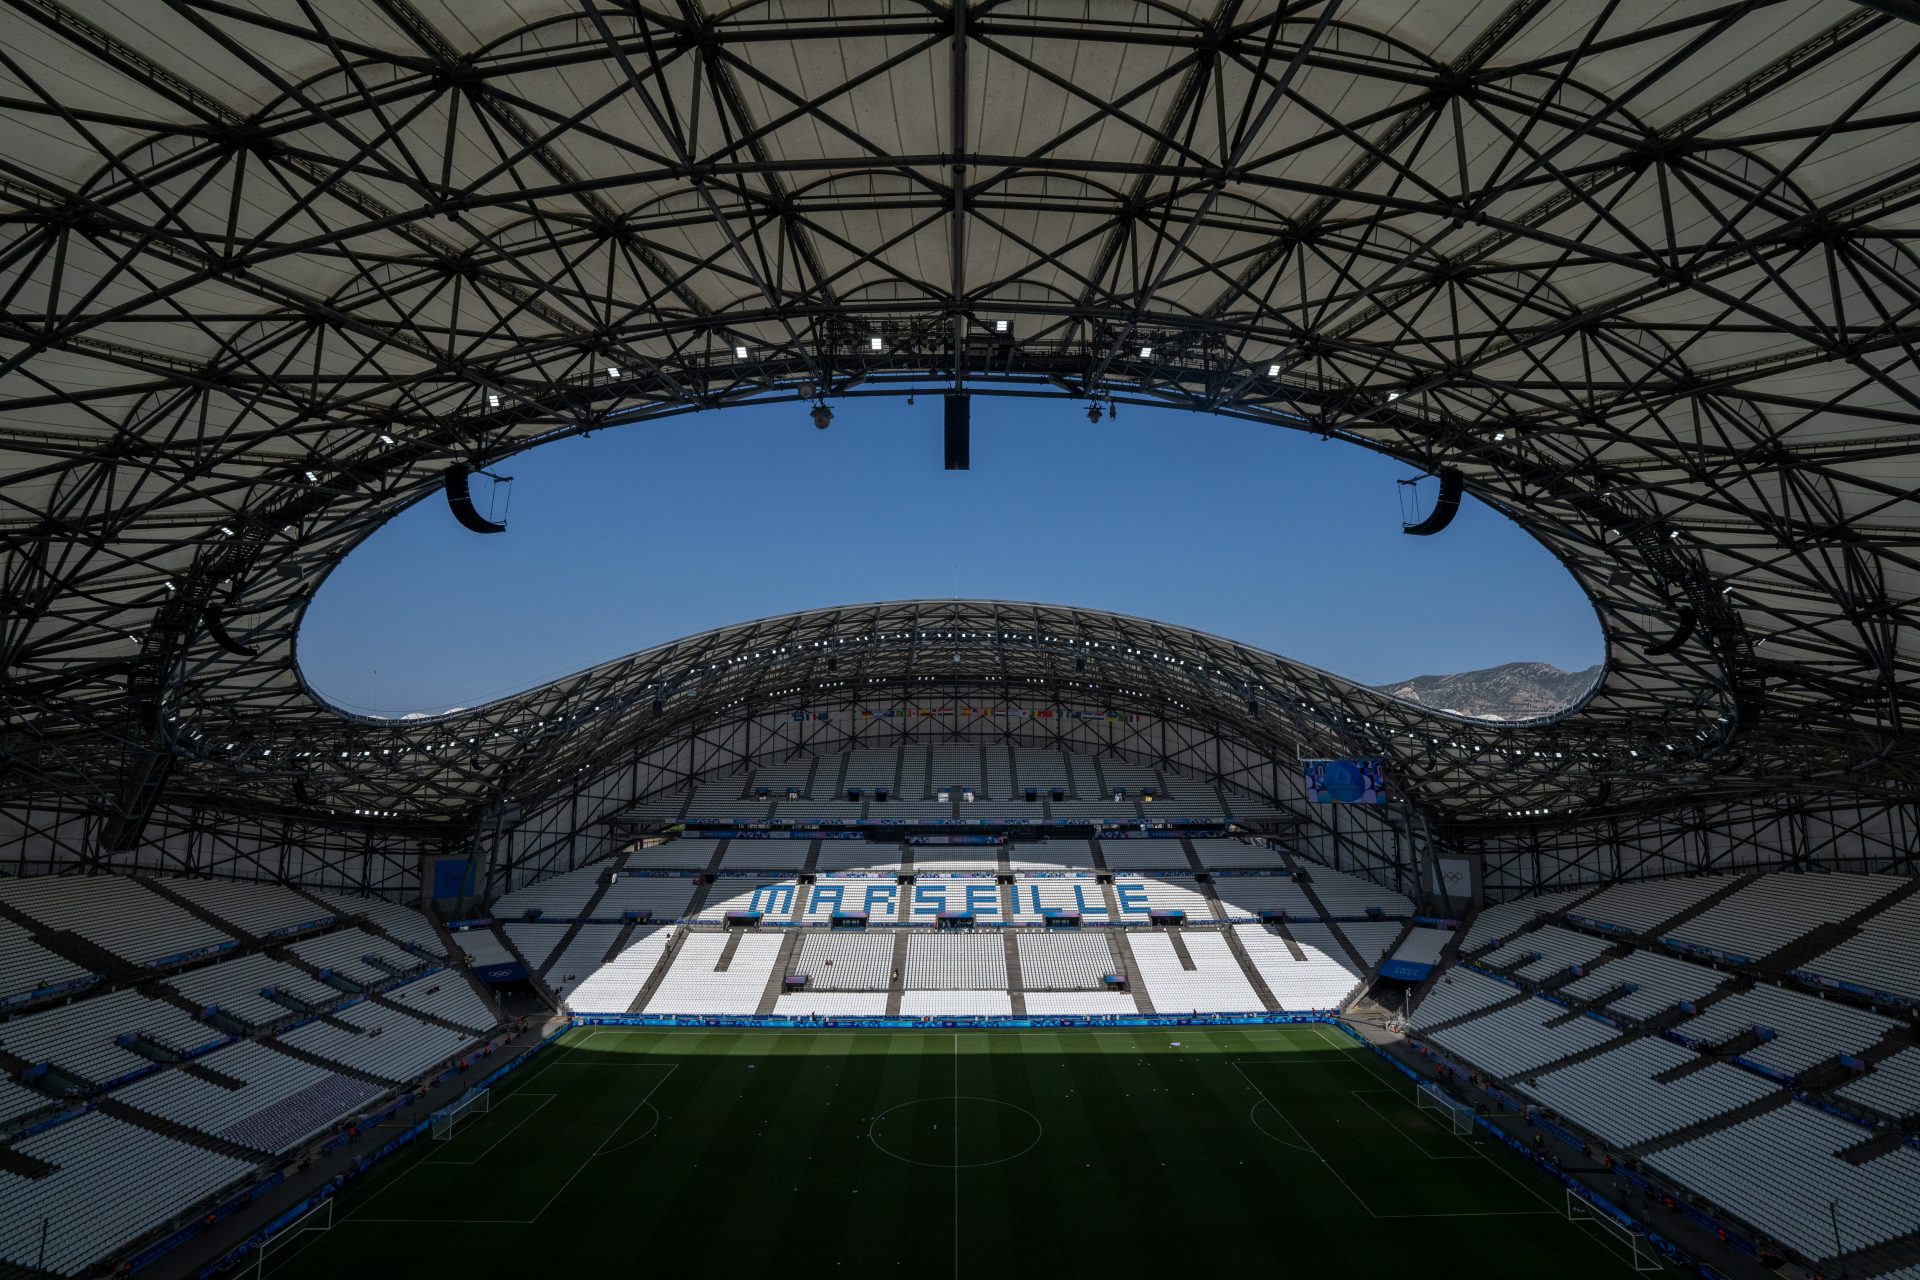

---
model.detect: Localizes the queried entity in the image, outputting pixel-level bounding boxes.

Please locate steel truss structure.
[3,0,1919,889]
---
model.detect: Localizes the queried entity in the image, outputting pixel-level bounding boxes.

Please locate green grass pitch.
[261,1024,1666,1278]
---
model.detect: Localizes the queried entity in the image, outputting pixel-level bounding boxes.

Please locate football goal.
[1567,1189,1663,1272]
[1415,1081,1475,1136]
[252,1196,332,1277]
[431,1086,490,1141]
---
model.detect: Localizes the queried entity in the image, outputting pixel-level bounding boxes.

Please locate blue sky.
[299,397,1603,715]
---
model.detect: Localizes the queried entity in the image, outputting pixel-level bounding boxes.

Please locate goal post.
[252,1196,332,1277]
[1566,1188,1663,1272]
[431,1086,491,1141]
[1414,1081,1475,1136]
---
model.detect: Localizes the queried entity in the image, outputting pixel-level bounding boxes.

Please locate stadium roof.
[2,0,1918,839]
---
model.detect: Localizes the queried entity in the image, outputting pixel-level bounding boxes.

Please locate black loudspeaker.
[1024,787,1038,802]
[944,394,970,471]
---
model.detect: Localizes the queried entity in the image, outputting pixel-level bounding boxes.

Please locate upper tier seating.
[314,891,446,958]
[625,838,720,869]
[814,843,905,873]
[1462,887,1591,950]
[1213,876,1315,917]
[503,923,570,973]
[1128,931,1261,1014]
[1295,866,1413,917]
[1188,838,1283,869]
[1010,748,1070,794]
[0,875,229,967]
[1667,873,1905,962]
[0,1112,257,1276]
[1483,923,1612,982]
[490,864,605,920]
[1005,842,1093,871]
[288,928,415,986]
[1570,875,1740,936]
[717,841,808,871]
[1336,922,1405,966]
[597,875,699,921]
[1803,888,1920,1002]
[158,878,330,939]
[1097,840,1191,871]
[1016,933,1112,989]
[905,933,1006,990]
[796,932,894,990]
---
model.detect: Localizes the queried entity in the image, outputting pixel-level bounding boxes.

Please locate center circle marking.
[866,1095,1044,1168]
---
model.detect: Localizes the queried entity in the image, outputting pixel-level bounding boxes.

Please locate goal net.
[253,1197,332,1277]
[431,1086,490,1141]
[1567,1189,1663,1272]
[1414,1081,1475,1136]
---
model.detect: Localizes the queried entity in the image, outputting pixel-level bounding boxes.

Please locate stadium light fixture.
[1387,390,1401,401]
[487,393,500,409]
[735,345,748,359]
[1086,403,1102,424]
[994,319,1009,333]
[869,336,883,351]
[1139,345,1153,358]
[1268,364,1280,376]
[304,470,318,482]
[606,365,621,380]
[811,403,834,430]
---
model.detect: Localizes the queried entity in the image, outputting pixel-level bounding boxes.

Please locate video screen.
[1302,757,1388,804]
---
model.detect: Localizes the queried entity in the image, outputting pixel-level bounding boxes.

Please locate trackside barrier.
[183,1024,570,1278]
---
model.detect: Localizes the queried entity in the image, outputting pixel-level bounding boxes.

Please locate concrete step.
[1642,873,1761,944]
[884,932,909,1017]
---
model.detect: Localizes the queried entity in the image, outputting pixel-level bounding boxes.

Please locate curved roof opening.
[299,398,1601,716]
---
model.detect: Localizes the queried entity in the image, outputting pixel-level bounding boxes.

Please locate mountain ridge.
[1371,661,1602,721]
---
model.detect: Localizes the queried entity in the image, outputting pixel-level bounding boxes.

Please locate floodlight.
[811,403,834,430]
